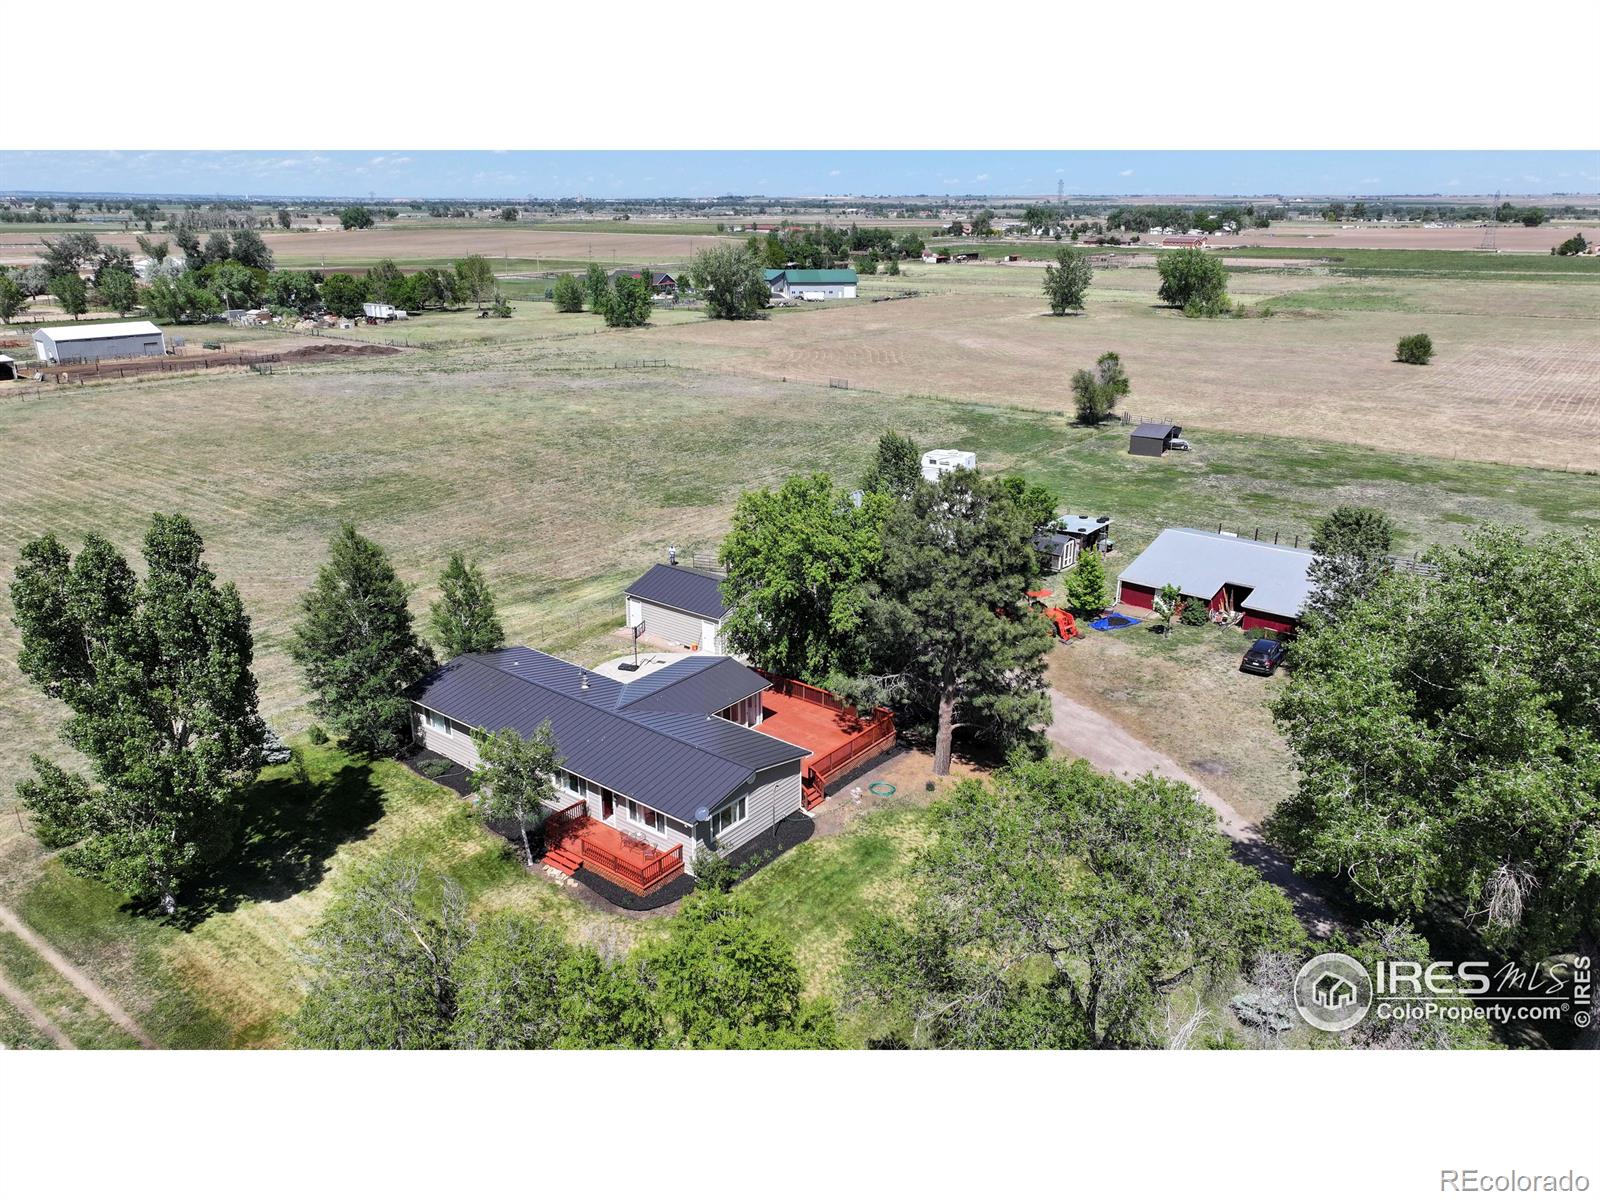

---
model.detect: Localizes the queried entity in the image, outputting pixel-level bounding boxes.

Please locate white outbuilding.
[33,321,167,365]
[920,449,977,482]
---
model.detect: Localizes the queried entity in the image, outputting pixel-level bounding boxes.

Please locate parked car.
[1240,637,1289,676]
[1168,437,1192,451]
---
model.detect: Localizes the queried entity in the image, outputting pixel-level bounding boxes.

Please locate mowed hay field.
[629,262,1600,470]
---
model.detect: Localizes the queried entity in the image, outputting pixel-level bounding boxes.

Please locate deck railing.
[543,798,589,847]
[577,836,684,894]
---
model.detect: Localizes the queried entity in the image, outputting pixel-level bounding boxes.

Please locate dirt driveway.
[1046,689,1340,935]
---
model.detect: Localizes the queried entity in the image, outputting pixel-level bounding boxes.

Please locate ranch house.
[409,648,895,894]
[1115,527,1313,634]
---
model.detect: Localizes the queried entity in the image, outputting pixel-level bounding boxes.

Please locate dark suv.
[1240,637,1290,676]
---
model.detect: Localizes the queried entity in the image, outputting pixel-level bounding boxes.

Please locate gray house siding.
[637,600,705,649]
[413,705,482,769]
[698,762,803,863]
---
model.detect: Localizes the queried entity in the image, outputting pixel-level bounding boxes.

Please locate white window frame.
[709,796,746,838]
[421,709,450,734]
[627,799,666,834]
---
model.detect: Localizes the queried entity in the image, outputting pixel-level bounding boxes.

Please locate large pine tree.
[290,523,434,756]
[10,514,265,913]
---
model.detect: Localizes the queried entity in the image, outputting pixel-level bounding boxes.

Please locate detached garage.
[33,321,167,365]
[1116,527,1313,633]
[1128,422,1181,457]
[624,563,731,652]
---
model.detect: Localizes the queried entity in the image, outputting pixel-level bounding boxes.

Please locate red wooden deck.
[542,802,684,895]
[755,674,897,810]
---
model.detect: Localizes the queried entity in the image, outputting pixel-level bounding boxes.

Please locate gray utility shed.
[624,562,731,652]
[1129,422,1181,457]
[33,321,166,365]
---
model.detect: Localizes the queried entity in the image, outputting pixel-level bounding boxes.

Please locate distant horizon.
[1,150,1595,201]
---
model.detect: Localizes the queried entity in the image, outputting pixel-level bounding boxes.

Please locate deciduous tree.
[719,473,893,682]
[93,268,139,316]
[470,723,559,868]
[603,271,652,327]
[338,205,375,231]
[454,255,496,306]
[1272,526,1600,993]
[1305,505,1394,622]
[1042,245,1093,314]
[551,272,585,312]
[691,244,770,320]
[844,758,1302,1048]
[289,523,435,756]
[1070,350,1130,425]
[50,273,88,319]
[1156,246,1229,312]
[0,271,28,323]
[428,552,504,659]
[10,515,266,913]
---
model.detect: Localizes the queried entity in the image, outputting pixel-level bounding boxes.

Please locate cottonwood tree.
[641,892,839,1048]
[0,272,27,323]
[719,472,893,682]
[551,272,585,313]
[1272,526,1600,1036]
[453,255,496,306]
[93,268,139,317]
[320,273,367,319]
[691,243,770,320]
[1305,505,1394,622]
[230,228,274,271]
[996,475,1060,531]
[428,552,504,659]
[1156,246,1229,312]
[470,723,559,868]
[50,273,88,319]
[843,758,1302,1048]
[603,272,652,327]
[338,205,375,231]
[870,469,1053,774]
[859,430,922,501]
[289,523,435,756]
[1070,351,1130,425]
[582,262,609,313]
[10,515,265,913]
[1042,245,1093,314]
[292,859,469,1049]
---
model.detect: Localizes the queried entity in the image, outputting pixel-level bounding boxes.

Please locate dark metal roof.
[409,648,804,822]
[624,563,731,620]
[1131,422,1179,439]
[612,656,768,715]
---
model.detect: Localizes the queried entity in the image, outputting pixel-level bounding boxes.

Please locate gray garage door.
[640,601,703,648]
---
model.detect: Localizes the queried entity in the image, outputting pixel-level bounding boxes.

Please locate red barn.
[1116,528,1313,633]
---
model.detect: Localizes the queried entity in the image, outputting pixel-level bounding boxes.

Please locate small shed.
[0,354,16,382]
[1129,423,1181,457]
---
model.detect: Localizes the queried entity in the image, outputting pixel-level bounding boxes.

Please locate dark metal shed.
[1129,422,1181,457]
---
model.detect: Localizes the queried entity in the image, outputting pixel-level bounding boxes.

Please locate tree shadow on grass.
[160,762,387,930]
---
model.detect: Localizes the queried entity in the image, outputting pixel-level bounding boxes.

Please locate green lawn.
[3,741,633,1048]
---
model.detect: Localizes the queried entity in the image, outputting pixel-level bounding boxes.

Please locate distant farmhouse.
[609,269,677,296]
[33,321,166,365]
[1116,528,1313,634]
[764,268,858,301]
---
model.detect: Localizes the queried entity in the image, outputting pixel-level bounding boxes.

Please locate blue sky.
[1,150,1595,199]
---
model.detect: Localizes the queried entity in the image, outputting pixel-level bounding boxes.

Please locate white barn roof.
[1118,528,1314,619]
[35,321,164,342]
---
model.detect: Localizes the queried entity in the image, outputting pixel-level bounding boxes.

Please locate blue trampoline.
[1089,613,1142,632]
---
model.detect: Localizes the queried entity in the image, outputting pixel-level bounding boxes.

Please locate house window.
[709,797,746,837]
[627,799,665,834]
[422,710,449,734]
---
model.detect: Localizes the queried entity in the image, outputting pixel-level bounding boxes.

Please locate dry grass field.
[629,263,1600,470]
[1209,220,1600,253]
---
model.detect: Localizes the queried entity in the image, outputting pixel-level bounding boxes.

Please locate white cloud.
[975,173,989,181]
[1119,168,1135,177]
[828,169,841,177]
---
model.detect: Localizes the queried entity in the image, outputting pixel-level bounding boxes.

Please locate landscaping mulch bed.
[399,746,475,797]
